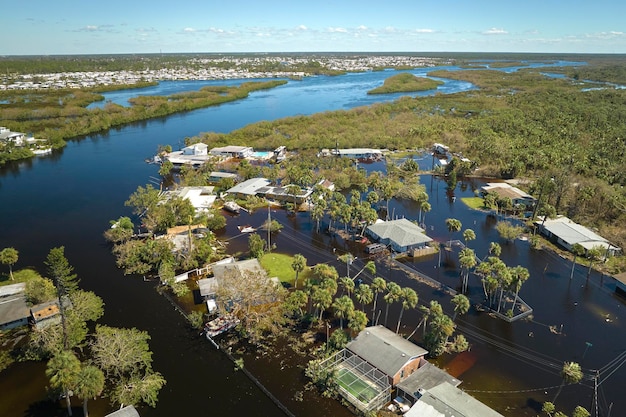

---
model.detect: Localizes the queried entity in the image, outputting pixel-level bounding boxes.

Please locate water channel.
[2,60,623,417]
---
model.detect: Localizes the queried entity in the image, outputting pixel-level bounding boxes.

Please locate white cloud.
[296,25,307,31]
[183,27,195,33]
[483,27,508,35]
[415,28,435,34]
[328,27,348,33]
[357,25,368,31]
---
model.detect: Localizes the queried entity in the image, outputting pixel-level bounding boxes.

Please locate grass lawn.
[336,368,379,403]
[0,268,41,286]
[461,196,485,210]
[260,252,313,287]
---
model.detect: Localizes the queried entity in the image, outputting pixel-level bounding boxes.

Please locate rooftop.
[367,219,432,247]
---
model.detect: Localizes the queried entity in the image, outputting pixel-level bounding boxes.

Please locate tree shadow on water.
[24,400,79,417]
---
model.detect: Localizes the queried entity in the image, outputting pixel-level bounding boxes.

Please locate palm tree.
[73,365,105,417]
[510,265,529,311]
[310,200,326,233]
[312,287,333,321]
[585,245,605,281]
[354,283,373,312]
[0,247,18,281]
[339,276,355,297]
[291,254,307,289]
[451,294,470,321]
[46,350,81,416]
[445,218,462,247]
[384,282,402,327]
[552,361,583,403]
[348,310,368,335]
[332,295,355,329]
[570,243,585,280]
[420,201,431,226]
[371,277,386,324]
[487,241,502,259]
[458,247,476,294]
[396,287,418,334]
[462,229,476,248]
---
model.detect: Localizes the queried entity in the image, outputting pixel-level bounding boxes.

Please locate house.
[207,171,238,184]
[256,184,313,205]
[402,381,504,417]
[225,177,271,199]
[432,143,450,155]
[163,186,216,213]
[209,145,253,159]
[0,289,30,330]
[0,127,26,146]
[345,325,428,386]
[105,405,140,417]
[536,215,620,256]
[366,218,433,253]
[163,143,211,168]
[480,182,536,210]
[30,300,62,329]
[332,148,383,161]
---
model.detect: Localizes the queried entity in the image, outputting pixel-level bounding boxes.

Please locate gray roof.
[212,258,267,281]
[105,405,140,417]
[346,326,428,378]
[367,219,432,248]
[405,382,504,417]
[0,295,30,327]
[538,216,616,251]
[0,282,26,297]
[198,277,219,297]
[397,361,461,395]
[226,178,271,196]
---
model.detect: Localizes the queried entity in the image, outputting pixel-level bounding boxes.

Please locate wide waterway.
[3,59,623,417]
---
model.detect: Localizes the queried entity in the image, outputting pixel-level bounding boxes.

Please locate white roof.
[540,216,615,251]
[226,177,271,196]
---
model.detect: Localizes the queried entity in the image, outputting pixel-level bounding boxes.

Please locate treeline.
[0,80,286,159]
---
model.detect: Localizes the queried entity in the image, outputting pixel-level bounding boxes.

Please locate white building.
[209,145,253,159]
[537,215,620,256]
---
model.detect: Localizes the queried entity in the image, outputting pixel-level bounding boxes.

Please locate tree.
[383,282,402,327]
[572,406,590,417]
[46,350,81,416]
[339,276,355,297]
[354,283,373,312]
[495,221,524,243]
[451,294,470,321]
[420,201,431,225]
[458,247,476,294]
[570,243,585,280]
[553,361,583,403]
[445,218,462,246]
[45,246,79,350]
[396,287,418,334]
[0,247,18,280]
[73,365,105,417]
[371,277,386,324]
[312,288,333,321]
[510,265,530,311]
[291,254,307,289]
[283,290,309,318]
[332,296,354,329]
[348,310,368,335]
[104,217,134,243]
[24,275,57,305]
[248,233,265,259]
[585,245,605,281]
[462,229,476,248]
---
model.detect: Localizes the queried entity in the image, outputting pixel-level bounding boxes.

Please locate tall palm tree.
[458,247,477,294]
[73,365,105,417]
[552,361,583,403]
[384,282,402,327]
[46,350,81,416]
[291,254,307,289]
[312,287,333,321]
[445,218,462,247]
[570,243,585,280]
[371,277,387,324]
[451,294,470,321]
[354,283,373,312]
[339,276,355,297]
[396,287,418,333]
[462,229,476,248]
[348,310,368,335]
[332,295,355,329]
[420,201,431,226]
[510,265,530,311]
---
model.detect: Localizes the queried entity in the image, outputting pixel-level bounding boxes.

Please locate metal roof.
[539,216,615,251]
[405,382,504,417]
[105,405,140,417]
[226,178,271,195]
[346,326,428,378]
[367,219,432,248]
[397,361,461,395]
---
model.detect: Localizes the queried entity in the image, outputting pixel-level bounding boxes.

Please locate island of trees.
[367,73,444,94]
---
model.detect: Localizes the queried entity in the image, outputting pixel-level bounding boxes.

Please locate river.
[3,59,622,417]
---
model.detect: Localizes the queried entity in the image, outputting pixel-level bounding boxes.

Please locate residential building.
[163,186,216,213]
[536,215,620,256]
[481,182,536,211]
[225,177,271,198]
[366,218,433,253]
[209,145,253,159]
[163,143,211,168]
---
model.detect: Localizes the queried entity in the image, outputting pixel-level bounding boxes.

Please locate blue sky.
[3,0,625,55]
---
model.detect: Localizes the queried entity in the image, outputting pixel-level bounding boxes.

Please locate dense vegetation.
[367,73,443,94]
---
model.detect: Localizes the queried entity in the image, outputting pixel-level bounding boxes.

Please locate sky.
[3,0,626,55]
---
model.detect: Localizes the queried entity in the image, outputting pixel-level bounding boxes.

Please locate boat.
[204,315,240,338]
[238,225,256,233]
[223,201,241,214]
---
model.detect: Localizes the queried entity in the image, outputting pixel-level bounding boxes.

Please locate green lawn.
[461,196,485,210]
[0,268,41,286]
[336,368,379,403]
[260,253,312,287]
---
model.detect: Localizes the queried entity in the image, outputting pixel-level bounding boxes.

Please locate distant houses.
[163,143,287,169]
[224,177,314,206]
[162,186,216,213]
[480,182,536,211]
[209,145,253,159]
[319,147,384,161]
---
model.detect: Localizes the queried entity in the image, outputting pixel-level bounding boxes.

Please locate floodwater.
[1,58,621,417]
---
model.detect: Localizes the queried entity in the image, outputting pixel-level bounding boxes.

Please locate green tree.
[291,254,307,289]
[45,246,79,350]
[495,221,524,243]
[248,233,265,259]
[46,350,81,416]
[383,282,402,327]
[339,276,355,297]
[332,295,355,329]
[396,287,418,334]
[73,365,105,417]
[462,229,476,248]
[104,217,135,243]
[572,406,590,417]
[445,218,462,246]
[371,277,386,324]
[585,245,605,280]
[312,287,333,321]
[283,290,309,318]
[348,310,368,335]
[0,247,18,280]
[24,275,57,305]
[553,361,583,403]
[451,294,470,321]
[354,283,373,312]
[458,247,476,294]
